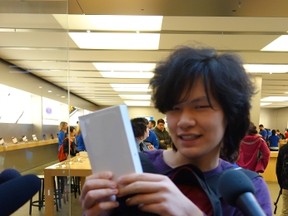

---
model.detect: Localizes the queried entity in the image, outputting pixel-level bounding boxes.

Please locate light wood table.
[261,151,278,182]
[44,155,92,216]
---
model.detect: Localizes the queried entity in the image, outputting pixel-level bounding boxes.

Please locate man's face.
[157,123,165,131]
[148,122,154,129]
[259,126,264,131]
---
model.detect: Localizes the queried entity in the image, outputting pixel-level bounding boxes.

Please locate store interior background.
[0,0,288,215]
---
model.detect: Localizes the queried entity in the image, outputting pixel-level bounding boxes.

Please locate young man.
[153,118,172,149]
[259,124,268,141]
[144,119,159,149]
[80,46,272,216]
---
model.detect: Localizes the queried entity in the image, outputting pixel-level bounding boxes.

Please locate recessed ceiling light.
[100,72,154,79]
[86,15,163,31]
[124,100,151,106]
[243,64,288,73]
[93,63,156,71]
[110,84,150,92]
[54,15,163,31]
[261,35,288,52]
[260,102,272,106]
[261,96,288,102]
[69,32,160,50]
[119,94,151,100]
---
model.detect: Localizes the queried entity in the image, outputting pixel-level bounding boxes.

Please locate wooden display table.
[261,151,278,182]
[44,154,92,216]
[0,138,58,152]
[0,139,58,173]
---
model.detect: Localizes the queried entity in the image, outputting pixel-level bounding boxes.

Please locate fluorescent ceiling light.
[261,35,288,51]
[100,72,153,79]
[124,100,151,106]
[261,96,288,102]
[54,15,163,31]
[85,15,163,31]
[93,63,156,71]
[110,84,150,92]
[260,102,272,106]
[243,64,288,73]
[69,32,160,50]
[119,95,151,100]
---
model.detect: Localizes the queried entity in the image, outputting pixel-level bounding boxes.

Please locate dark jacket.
[152,127,172,149]
[276,143,288,189]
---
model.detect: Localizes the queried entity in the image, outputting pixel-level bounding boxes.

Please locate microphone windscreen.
[0,168,21,184]
[218,169,255,205]
[0,174,41,215]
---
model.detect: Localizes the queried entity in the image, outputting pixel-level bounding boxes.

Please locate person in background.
[148,119,156,129]
[259,124,268,141]
[144,119,159,149]
[57,121,68,151]
[268,129,280,151]
[153,118,172,149]
[285,128,288,139]
[80,46,272,216]
[130,117,150,152]
[237,122,270,173]
[76,121,86,152]
[63,126,78,158]
[276,142,288,216]
[276,129,285,139]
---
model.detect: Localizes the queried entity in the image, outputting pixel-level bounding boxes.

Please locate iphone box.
[79,105,143,179]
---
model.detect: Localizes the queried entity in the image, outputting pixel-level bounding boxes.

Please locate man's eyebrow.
[178,96,208,106]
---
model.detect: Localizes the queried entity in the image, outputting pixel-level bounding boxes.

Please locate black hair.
[131,118,148,138]
[247,122,258,135]
[66,126,75,134]
[157,119,165,125]
[149,120,156,127]
[150,46,255,162]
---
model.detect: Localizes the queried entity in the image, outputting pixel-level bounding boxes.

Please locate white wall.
[128,106,165,121]
[260,107,288,132]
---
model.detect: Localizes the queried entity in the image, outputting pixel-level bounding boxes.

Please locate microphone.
[218,169,266,216]
[0,174,41,215]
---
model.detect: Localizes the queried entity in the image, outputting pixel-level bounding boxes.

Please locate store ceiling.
[0,0,288,110]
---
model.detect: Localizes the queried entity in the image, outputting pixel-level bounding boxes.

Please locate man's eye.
[171,106,181,111]
[195,105,211,109]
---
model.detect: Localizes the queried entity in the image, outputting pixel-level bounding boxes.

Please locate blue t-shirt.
[268,135,279,149]
[259,129,268,140]
[76,133,86,151]
[57,130,66,151]
[144,130,159,149]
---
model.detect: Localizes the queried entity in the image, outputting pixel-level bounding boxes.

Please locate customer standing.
[276,143,288,216]
[268,129,280,151]
[237,122,270,173]
[259,124,268,141]
[76,121,86,152]
[153,118,172,149]
[57,121,68,151]
[285,128,288,139]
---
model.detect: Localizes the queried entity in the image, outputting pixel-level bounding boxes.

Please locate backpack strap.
[167,164,223,216]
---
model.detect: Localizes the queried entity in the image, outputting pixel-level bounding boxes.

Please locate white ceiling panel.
[0,0,288,110]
